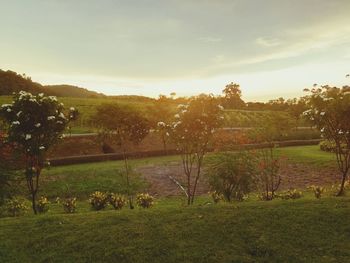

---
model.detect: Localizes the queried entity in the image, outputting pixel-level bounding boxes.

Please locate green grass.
[276,145,336,167]
[0,196,349,262]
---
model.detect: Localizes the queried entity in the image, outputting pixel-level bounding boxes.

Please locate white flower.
[218,105,224,110]
[47,116,55,121]
[339,130,344,135]
[7,108,11,112]
[302,109,312,116]
[48,96,57,102]
[70,107,75,111]
[16,111,22,117]
[166,132,170,136]
[57,121,63,124]
[157,121,166,127]
[174,114,180,118]
[320,127,325,133]
[320,112,325,116]
[59,112,66,119]
[12,121,20,125]
[35,123,41,128]
[38,93,44,97]
[1,104,12,108]
[25,134,32,140]
[39,146,45,150]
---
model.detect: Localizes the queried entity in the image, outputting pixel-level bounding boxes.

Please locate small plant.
[62,197,77,213]
[5,197,29,217]
[136,193,154,208]
[308,185,325,199]
[258,192,274,201]
[37,196,50,213]
[108,193,126,210]
[209,191,223,203]
[89,191,108,210]
[278,189,303,200]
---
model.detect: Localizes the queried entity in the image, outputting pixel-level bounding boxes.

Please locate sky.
[0,0,349,101]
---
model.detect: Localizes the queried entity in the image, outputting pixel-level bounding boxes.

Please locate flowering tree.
[92,104,150,208]
[304,85,350,196]
[170,95,223,204]
[0,91,76,213]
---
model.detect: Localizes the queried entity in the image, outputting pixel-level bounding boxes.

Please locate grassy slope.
[0,197,349,262]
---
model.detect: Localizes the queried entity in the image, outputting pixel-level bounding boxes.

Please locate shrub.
[89,191,108,210]
[277,189,303,200]
[108,193,126,210]
[209,191,223,203]
[308,185,325,199]
[62,197,77,213]
[37,196,50,213]
[206,151,255,202]
[5,197,29,217]
[258,192,274,201]
[136,193,154,208]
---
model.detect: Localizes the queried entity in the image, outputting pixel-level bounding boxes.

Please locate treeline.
[0,70,105,98]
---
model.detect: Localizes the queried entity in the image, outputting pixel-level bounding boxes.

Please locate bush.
[136,193,154,208]
[37,196,50,213]
[108,193,126,210]
[308,185,325,199]
[319,140,347,153]
[258,192,274,201]
[62,197,77,213]
[205,151,255,202]
[5,197,29,217]
[89,191,108,210]
[277,189,303,200]
[209,191,223,204]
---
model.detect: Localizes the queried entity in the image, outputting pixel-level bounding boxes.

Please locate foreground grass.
[0,196,349,262]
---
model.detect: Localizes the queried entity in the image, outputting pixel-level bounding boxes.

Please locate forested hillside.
[0,69,105,98]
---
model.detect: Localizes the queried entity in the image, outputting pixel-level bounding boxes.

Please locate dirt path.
[137,162,341,197]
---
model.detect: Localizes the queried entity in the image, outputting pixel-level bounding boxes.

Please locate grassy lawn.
[0,196,349,262]
[275,145,336,167]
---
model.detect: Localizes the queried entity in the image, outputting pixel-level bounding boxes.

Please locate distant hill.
[0,69,105,98]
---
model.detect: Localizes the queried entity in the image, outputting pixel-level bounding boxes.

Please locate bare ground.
[137,161,342,197]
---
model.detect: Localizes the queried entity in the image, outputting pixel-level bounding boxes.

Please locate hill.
[0,69,105,98]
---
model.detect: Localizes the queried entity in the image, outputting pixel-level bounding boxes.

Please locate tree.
[0,91,76,213]
[222,82,245,109]
[250,114,292,200]
[92,104,150,208]
[169,95,223,204]
[304,85,350,196]
[286,98,307,129]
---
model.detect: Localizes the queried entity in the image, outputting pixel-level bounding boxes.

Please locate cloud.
[255,37,281,47]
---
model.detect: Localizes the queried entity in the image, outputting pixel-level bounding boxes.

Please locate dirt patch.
[137,162,209,197]
[137,162,341,197]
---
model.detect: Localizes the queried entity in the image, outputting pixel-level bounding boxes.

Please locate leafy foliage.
[88,191,108,211]
[304,85,350,195]
[136,193,154,208]
[0,91,75,213]
[206,151,255,202]
[37,196,50,213]
[62,197,77,213]
[108,193,126,210]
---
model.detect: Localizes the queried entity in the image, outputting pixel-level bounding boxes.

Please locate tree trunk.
[31,191,37,214]
[336,172,348,196]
